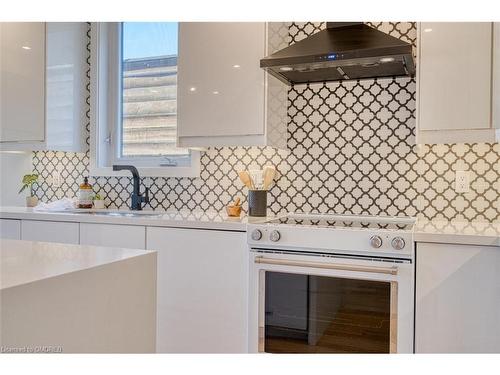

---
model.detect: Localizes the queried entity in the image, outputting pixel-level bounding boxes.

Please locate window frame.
[90,22,200,178]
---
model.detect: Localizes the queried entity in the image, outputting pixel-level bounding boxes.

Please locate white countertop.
[0,206,250,231]
[0,239,154,290]
[1,206,498,246]
[414,219,500,247]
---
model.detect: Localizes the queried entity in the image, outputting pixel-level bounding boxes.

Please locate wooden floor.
[265,307,390,353]
[265,278,391,354]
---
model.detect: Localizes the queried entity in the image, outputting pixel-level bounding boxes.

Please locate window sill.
[89,154,201,178]
[89,165,200,178]
[89,151,201,178]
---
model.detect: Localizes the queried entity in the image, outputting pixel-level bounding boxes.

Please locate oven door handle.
[254,256,398,275]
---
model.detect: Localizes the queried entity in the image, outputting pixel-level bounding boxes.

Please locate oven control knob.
[251,229,262,241]
[269,230,281,242]
[370,235,383,248]
[391,237,406,250]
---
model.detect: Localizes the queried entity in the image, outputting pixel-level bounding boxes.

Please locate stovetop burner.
[266,213,415,231]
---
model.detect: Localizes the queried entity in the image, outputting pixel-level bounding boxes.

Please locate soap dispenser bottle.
[78,177,93,209]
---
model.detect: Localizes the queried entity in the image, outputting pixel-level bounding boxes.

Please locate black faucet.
[112,165,150,210]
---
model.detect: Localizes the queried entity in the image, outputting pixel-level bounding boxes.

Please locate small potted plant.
[93,193,105,209]
[19,173,39,207]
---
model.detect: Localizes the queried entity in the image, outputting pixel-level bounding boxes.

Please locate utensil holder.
[248,190,267,217]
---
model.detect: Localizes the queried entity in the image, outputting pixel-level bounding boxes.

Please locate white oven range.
[247,213,415,354]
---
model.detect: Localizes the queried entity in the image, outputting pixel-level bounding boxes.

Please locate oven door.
[248,250,414,353]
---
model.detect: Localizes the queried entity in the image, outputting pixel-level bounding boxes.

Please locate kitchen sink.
[91,211,164,218]
[51,210,165,218]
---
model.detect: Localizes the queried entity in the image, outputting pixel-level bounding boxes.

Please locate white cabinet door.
[80,223,146,249]
[146,226,248,353]
[0,22,87,151]
[0,219,21,239]
[493,23,500,130]
[45,22,87,152]
[21,220,79,244]
[416,242,500,353]
[177,23,287,148]
[417,22,498,143]
[178,22,266,138]
[0,23,46,143]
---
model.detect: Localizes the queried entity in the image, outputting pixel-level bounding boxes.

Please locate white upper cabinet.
[177,22,287,149]
[45,23,88,152]
[417,22,500,144]
[0,22,87,152]
[493,23,500,131]
[0,23,46,143]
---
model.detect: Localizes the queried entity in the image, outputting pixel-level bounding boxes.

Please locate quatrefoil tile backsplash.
[32,22,500,222]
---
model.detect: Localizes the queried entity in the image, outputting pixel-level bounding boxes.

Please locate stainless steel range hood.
[260,22,415,85]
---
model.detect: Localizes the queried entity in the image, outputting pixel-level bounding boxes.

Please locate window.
[90,22,200,177]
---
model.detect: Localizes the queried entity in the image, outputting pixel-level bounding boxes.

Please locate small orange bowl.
[226,205,242,217]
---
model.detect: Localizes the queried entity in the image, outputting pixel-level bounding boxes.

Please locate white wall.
[0,152,33,206]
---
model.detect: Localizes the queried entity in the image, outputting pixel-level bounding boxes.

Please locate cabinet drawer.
[0,219,21,240]
[21,220,79,244]
[80,223,146,250]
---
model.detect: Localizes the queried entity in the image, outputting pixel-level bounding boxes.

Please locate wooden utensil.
[262,166,276,190]
[238,171,254,189]
[226,196,242,217]
[249,169,263,190]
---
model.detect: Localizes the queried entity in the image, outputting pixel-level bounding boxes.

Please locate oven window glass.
[264,272,392,353]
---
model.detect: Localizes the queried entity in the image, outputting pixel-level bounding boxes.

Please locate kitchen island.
[0,239,157,353]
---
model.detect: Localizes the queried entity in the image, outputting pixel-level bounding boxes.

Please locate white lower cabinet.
[80,223,146,249]
[146,226,248,353]
[0,219,21,239]
[416,242,500,353]
[21,220,79,244]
